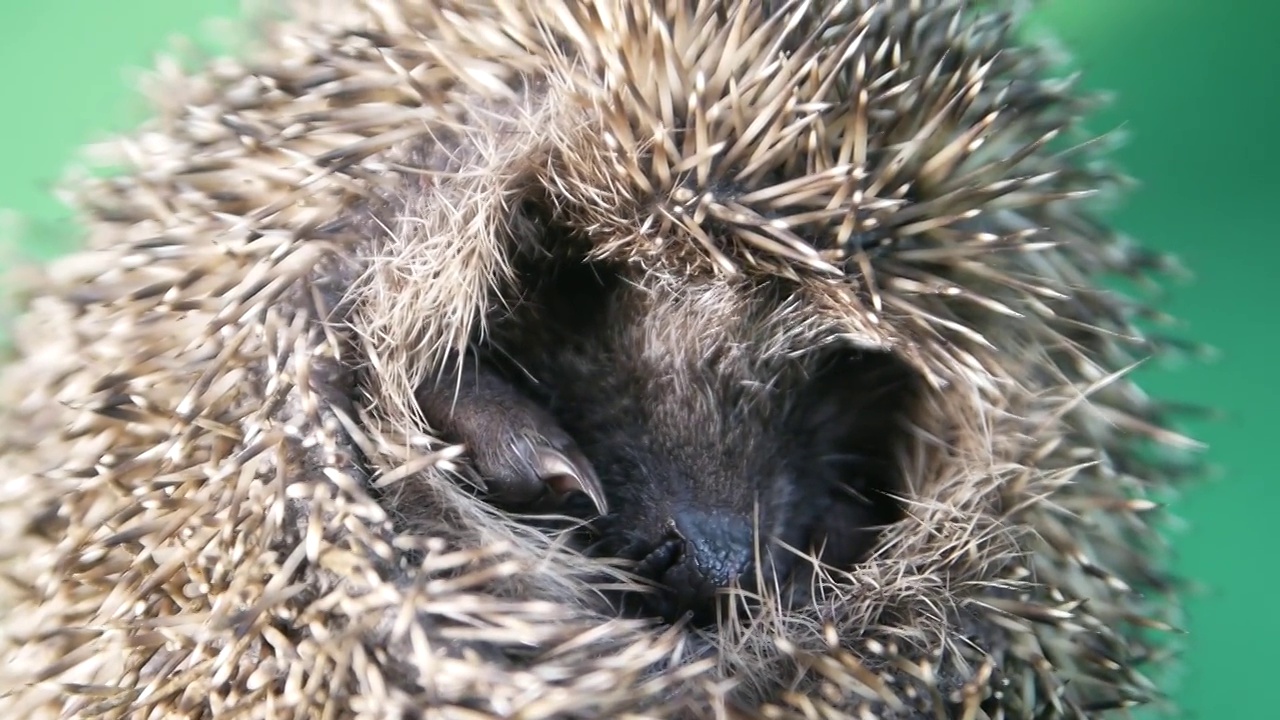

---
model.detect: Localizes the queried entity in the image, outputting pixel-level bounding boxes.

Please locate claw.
[534,445,609,516]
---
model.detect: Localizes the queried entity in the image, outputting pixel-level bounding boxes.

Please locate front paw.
[416,354,608,516]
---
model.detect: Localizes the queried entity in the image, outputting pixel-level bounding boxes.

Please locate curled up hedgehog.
[0,0,1204,718]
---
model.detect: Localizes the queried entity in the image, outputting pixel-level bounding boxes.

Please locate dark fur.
[417,227,918,623]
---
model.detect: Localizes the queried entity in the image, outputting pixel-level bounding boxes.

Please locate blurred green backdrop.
[0,2,1273,717]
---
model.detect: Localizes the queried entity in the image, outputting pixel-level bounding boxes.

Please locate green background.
[0,2,1273,717]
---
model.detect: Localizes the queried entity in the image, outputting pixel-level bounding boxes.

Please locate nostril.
[669,509,755,591]
[634,538,681,579]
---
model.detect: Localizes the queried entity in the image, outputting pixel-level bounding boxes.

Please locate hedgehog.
[0,0,1201,718]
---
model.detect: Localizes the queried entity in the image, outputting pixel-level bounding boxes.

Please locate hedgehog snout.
[637,508,794,623]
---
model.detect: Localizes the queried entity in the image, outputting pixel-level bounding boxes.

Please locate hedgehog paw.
[415,354,608,516]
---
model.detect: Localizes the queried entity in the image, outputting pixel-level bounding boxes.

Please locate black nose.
[649,509,756,619]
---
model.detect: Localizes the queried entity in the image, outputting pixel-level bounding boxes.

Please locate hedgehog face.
[562,330,914,626]
[418,245,918,625]
[574,342,914,626]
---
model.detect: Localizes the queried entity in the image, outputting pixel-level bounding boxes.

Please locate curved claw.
[534,445,609,516]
